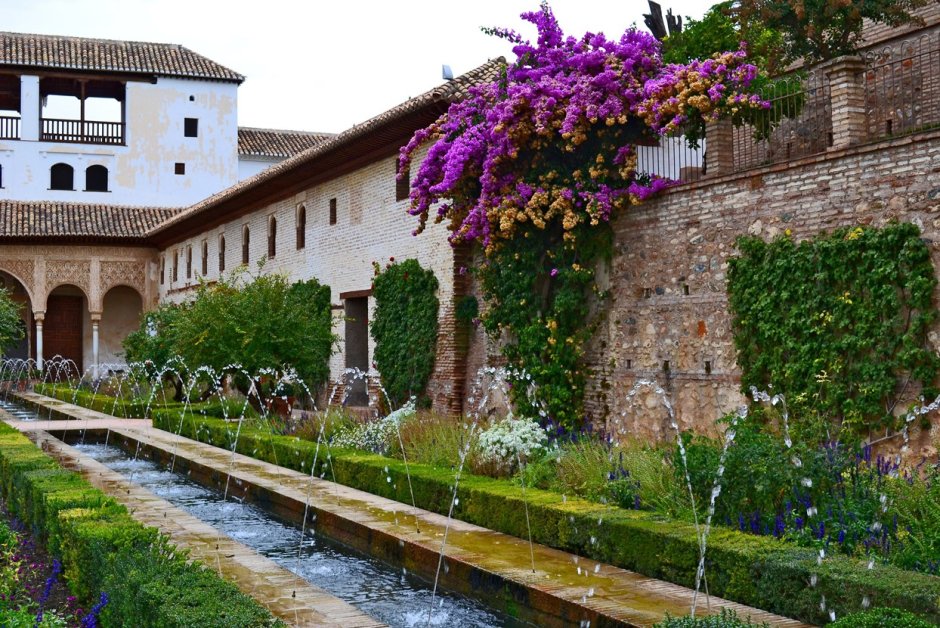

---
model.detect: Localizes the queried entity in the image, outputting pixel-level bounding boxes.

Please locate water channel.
[72,440,521,627]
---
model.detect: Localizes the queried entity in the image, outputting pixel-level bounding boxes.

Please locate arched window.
[218,235,226,272]
[186,246,192,279]
[50,163,74,190]
[242,225,250,265]
[267,216,277,258]
[201,240,208,276]
[85,165,108,192]
[296,205,306,250]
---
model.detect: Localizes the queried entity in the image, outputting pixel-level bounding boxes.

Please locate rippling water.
[74,442,518,627]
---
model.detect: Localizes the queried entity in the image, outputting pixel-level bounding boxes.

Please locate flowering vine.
[400,2,766,428]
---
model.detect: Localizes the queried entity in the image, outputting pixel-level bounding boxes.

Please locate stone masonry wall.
[585,131,940,451]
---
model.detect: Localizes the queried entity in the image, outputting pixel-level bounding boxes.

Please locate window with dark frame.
[267,216,277,258]
[296,205,306,249]
[201,240,208,276]
[84,165,108,192]
[329,198,337,225]
[186,246,192,279]
[172,250,178,283]
[184,118,198,138]
[50,163,74,190]
[395,164,410,201]
[160,257,165,285]
[242,226,250,265]
[218,235,226,272]
[174,162,186,175]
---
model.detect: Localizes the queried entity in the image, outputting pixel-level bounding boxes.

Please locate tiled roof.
[0,31,244,83]
[238,127,335,159]
[152,57,506,237]
[0,201,183,240]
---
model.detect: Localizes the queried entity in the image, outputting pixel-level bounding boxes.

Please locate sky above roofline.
[4,0,713,133]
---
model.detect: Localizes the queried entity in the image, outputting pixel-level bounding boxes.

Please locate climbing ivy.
[727,223,940,439]
[479,221,612,430]
[371,259,440,408]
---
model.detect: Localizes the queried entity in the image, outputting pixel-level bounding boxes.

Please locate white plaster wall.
[158,148,455,388]
[99,286,143,365]
[238,156,281,180]
[0,76,239,206]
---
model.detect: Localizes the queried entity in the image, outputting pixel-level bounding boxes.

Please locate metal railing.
[864,32,940,141]
[0,116,19,140]
[732,70,833,171]
[40,118,124,145]
[635,136,705,183]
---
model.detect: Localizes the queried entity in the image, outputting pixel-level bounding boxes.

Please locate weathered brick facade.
[586,130,940,451]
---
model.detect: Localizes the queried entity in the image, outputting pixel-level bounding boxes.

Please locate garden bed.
[145,407,940,625]
[0,419,282,627]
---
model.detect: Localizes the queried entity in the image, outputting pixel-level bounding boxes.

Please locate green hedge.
[0,421,282,627]
[152,409,940,625]
[32,384,255,421]
[32,384,154,419]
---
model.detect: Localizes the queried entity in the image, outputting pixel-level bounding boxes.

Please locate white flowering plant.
[330,403,416,453]
[477,414,548,470]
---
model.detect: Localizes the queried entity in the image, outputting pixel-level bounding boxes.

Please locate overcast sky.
[4,0,714,133]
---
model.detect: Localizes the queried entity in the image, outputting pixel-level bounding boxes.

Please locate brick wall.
[584,130,940,452]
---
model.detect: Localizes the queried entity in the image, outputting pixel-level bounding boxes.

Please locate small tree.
[0,288,24,355]
[371,259,440,408]
[122,302,188,400]
[172,269,336,395]
[661,1,785,74]
[735,0,929,65]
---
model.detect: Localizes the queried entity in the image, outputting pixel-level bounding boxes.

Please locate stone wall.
[585,130,940,448]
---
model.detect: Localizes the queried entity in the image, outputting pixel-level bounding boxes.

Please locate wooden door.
[44,295,83,373]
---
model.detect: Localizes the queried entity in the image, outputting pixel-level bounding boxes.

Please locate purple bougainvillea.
[400,2,766,252]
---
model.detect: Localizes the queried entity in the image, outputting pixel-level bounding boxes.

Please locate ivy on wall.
[371,259,440,408]
[478,222,612,430]
[727,223,940,439]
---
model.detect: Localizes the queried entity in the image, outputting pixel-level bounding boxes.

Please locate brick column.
[704,119,734,177]
[826,55,867,150]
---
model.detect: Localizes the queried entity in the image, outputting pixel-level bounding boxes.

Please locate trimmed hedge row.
[0,420,283,627]
[152,408,940,625]
[33,384,153,418]
[32,384,258,421]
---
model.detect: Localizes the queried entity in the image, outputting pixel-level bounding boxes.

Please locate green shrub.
[829,607,935,627]
[371,258,440,408]
[655,608,769,627]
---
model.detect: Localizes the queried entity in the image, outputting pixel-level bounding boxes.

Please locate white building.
[0,29,496,413]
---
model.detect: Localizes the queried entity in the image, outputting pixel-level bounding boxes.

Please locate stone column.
[826,55,867,150]
[704,119,734,177]
[33,312,44,370]
[91,313,101,380]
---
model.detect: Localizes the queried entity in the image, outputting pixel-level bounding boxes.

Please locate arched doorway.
[0,270,32,360]
[45,284,87,373]
[100,285,143,368]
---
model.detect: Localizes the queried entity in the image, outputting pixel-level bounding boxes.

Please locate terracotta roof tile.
[0,31,244,82]
[237,127,335,158]
[0,201,183,240]
[152,57,506,236]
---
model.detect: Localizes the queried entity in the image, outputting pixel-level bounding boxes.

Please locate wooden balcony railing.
[0,116,20,140]
[41,118,124,145]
